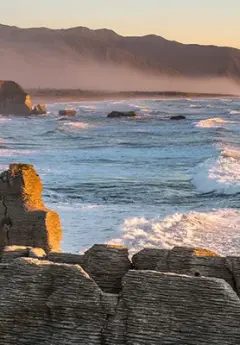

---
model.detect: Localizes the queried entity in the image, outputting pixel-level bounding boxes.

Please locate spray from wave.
[195,117,235,128]
[191,145,240,194]
[109,209,240,256]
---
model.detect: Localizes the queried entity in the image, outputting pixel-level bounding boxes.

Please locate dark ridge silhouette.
[0,24,240,93]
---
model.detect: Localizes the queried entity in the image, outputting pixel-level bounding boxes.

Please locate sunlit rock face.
[0,80,32,115]
[0,164,62,255]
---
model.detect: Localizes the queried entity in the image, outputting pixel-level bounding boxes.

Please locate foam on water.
[191,146,240,194]
[109,209,240,256]
[229,110,240,115]
[195,117,235,128]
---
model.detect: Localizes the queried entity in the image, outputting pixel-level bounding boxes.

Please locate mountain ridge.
[1,23,240,90]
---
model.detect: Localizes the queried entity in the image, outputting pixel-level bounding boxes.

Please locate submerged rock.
[58,109,76,116]
[170,115,186,120]
[0,164,62,255]
[107,111,137,118]
[0,80,32,115]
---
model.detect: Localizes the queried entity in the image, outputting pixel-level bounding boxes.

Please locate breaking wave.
[109,209,240,256]
[229,110,240,115]
[191,146,240,194]
[195,117,234,128]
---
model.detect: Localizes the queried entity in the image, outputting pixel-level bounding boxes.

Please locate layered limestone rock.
[0,246,240,344]
[0,80,32,115]
[0,164,62,255]
[83,244,132,293]
[104,271,240,345]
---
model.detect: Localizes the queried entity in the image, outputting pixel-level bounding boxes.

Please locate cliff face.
[0,163,239,344]
[0,80,32,115]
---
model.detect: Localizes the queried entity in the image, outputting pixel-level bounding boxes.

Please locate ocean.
[0,97,239,255]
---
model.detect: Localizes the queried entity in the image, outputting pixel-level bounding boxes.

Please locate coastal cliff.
[0,164,239,344]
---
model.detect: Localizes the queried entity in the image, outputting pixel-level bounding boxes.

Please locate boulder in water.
[31,104,47,115]
[107,111,137,118]
[0,80,32,115]
[58,109,76,116]
[170,115,186,120]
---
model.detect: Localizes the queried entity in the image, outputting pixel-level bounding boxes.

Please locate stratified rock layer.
[0,80,32,115]
[0,256,239,345]
[0,164,62,255]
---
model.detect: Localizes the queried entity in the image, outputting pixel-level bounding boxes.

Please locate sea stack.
[0,80,32,115]
[0,164,62,255]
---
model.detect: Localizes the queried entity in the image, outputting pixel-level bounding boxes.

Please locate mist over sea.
[0,97,239,255]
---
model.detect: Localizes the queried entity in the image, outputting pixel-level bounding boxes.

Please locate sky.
[1,0,240,48]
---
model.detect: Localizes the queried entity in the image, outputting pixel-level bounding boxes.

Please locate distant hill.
[1,24,240,91]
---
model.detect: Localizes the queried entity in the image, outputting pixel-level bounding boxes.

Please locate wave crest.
[195,117,234,128]
[109,209,240,256]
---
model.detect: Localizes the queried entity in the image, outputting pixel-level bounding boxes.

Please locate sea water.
[0,97,239,255]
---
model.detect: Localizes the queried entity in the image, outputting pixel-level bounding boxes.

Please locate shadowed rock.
[31,104,47,115]
[132,248,169,270]
[107,111,136,118]
[170,115,186,120]
[0,164,62,255]
[58,109,76,116]
[83,244,132,293]
[0,80,32,115]
[104,271,240,345]
[48,251,84,265]
[0,258,106,345]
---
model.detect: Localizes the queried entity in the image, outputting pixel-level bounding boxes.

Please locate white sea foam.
[0,149,38,157]
[229,110,240,115]
[195,117,234,128]
[191,147,240,194]
[59,121,90,131]
[109,209,240,256]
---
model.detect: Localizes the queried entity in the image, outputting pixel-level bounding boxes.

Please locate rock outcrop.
[0,164,62,255]
[0,252,240,344]
[0,80,32,115]
[31,104,47,115]
[0,163,239,344]
[58,109,76,116]
[170,115,186,120]
[107,111,137,118]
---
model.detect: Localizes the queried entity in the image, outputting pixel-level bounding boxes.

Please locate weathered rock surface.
[132,247,169,270]
[0,80,32,115]
[0,164,62,255]
[106,270,240,345]
[0,246,240,344]
[83,244,132,293]
[107,111,136,118]
[31,103,47,115]
[58,109,76,116]
[48,251,84,265]
[0,258,106,345]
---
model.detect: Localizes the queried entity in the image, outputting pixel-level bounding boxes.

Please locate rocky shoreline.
[0,163,239,344]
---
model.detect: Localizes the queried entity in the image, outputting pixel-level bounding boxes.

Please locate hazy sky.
[1,0,239,48]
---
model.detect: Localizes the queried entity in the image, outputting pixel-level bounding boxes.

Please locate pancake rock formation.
[0,164,62,255]
[0,80,32,115]
[0,244,240,344]
[0,163,239,344]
